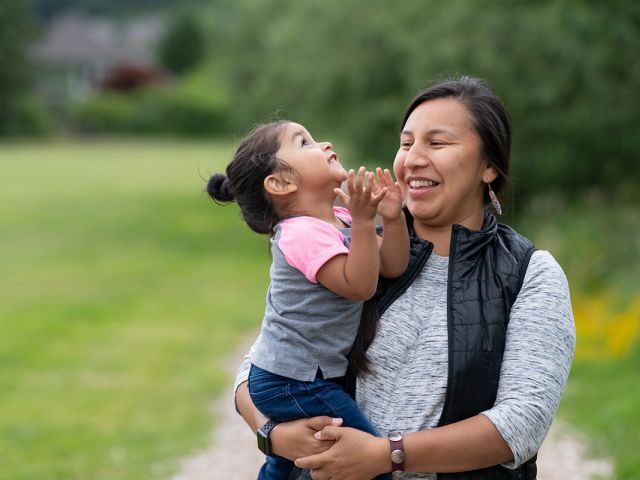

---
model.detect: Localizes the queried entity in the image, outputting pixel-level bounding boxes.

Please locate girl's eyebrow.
[291,130,306,142]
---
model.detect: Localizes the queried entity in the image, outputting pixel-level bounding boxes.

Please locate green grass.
[559,347,640,479]
[513,192,640,480]
[0,140,271,479]
[2,141,638,479]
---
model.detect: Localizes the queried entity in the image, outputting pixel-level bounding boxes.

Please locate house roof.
[31,12,166,67]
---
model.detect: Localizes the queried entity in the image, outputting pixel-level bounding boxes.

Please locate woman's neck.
[413,208,485,256]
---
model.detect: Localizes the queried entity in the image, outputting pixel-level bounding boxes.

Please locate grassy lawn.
[1,140,637,479]
[0,140,271,479]
[514,194,640,480]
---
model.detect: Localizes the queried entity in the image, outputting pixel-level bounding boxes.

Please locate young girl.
[207,120,409,480]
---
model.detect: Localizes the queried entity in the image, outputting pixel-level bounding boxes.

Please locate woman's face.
[393,98,497,228]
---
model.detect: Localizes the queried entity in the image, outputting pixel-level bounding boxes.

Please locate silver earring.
[487,183,502,216]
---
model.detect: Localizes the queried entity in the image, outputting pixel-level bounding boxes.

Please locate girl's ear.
[482,164,499,184]
[264,173,298,196]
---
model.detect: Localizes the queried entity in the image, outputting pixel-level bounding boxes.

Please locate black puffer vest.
[374,210,537,480]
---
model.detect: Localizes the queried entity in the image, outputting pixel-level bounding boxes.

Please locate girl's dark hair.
[347,77,513,385]
[207,121,291,235]
[402,76,511,198]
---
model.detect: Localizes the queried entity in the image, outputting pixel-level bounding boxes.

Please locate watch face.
[257,429,268,455]
[391,449,405,464]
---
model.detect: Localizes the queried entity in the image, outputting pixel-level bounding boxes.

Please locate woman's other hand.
[294,426,390,480]
[271,416,344,461]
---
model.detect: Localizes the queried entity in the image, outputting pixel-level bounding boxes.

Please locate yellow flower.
[573,291,640,360]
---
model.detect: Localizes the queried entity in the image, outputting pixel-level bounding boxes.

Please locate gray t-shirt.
[250,209,363,382]
[236,250,575,477]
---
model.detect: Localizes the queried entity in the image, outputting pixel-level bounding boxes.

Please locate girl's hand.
[373,167,403,221]
[294,426,390,480]
[334,166,387,222]
[271,416,343,461]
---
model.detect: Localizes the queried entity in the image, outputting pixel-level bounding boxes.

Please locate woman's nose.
[321,141,333,151]
[404,145,427,169]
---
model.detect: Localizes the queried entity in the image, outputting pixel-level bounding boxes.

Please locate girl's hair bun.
[207,173,234,202]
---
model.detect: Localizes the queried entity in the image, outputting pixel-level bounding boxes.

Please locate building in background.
[29,12,166,113]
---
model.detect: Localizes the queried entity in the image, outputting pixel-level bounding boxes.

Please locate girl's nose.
[321,141,333,151]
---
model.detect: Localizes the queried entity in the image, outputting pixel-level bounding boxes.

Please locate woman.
[234,76,575,479]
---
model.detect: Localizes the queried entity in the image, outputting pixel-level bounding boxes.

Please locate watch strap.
[388,431,405,472]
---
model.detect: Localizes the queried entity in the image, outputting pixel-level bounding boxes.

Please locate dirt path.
[172,337,613,480]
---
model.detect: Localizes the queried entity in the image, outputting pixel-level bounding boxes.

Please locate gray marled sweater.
[234,250,576,479]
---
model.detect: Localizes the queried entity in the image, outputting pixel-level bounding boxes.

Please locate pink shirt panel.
[278,207,352,283]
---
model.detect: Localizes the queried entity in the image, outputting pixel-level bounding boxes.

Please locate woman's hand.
[373,167,403,221]
[294,426,390,480]
[271,416,344,461]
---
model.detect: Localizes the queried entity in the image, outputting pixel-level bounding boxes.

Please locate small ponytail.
[206,120,291,235]
[207,173,235,203]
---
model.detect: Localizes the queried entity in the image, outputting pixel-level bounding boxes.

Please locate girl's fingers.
[376,167,387,189]
[372,186,388,203]
[363,171,374,195]
[334,187,349,204]
[384,169,395,188]
[354,166,366,192]
[346,169,356,194]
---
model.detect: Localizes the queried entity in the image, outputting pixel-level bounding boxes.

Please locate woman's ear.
[482,164,499,184]
[264,173,298,196]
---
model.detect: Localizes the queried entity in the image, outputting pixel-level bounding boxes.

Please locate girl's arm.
[317,167,386,300]
[373,168,409,278]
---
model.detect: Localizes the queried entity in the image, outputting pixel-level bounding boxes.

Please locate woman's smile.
[406,176,441,194]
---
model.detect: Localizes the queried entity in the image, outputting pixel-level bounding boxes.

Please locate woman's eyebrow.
[401,128,455,137]
[426,128,455,136]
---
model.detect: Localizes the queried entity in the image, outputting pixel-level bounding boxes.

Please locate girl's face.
[275,123,347,190]
[393,98,497,228]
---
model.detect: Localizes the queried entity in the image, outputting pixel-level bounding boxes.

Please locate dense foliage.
[0,0,50,135]
[204,0,640,196]
[5,0,640,196]
[158,12,207,75]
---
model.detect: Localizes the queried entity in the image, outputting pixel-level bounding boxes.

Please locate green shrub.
[71,79,229,136]
[0,96,54,136]
[71,92,136,133]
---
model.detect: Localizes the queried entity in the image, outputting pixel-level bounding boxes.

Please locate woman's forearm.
[297,414,513,477]
[403,415,513,473]
[235,380,268,432]
[235,380,340,461]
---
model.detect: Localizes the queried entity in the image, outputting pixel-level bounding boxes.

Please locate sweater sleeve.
[480,250,576,468]
[232,335,258,410]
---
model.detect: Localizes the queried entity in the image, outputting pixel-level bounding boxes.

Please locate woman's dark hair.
[207,121,291,235]
[347,77,512,385]
[402,76,511,198]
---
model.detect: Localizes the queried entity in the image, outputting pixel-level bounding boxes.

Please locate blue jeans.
[249,364,390,480]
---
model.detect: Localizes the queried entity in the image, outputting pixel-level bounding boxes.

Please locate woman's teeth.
[409,179,439,188]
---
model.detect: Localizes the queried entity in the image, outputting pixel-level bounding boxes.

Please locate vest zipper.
[437,225,458,426]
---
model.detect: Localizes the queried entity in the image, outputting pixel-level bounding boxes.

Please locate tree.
[0,0,33,135]
[158,11,206,76]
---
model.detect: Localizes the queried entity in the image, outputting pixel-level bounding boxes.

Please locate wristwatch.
[388,431,405,472]
[257,419,280,456]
